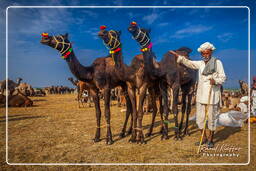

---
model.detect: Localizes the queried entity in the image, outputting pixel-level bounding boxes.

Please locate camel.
[0,94,5,107]
[68,77,92,107]
[97,25,166,143]
[8,89,33,107]
[40,32,133,145]
[17,82,34,96]
[239,80,248,96]
[0,77,23,95]
[128,22,196,141]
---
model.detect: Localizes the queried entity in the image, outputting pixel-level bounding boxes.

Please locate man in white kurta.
[170,42,226,148]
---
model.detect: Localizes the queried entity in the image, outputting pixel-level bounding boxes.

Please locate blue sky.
[0,0,255,89]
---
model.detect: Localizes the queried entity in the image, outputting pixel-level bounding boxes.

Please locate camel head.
[98,25,121,50]
[16,77,22,83]
[128,21,151,49]
[176,47,192,57]
[40,33,71,55]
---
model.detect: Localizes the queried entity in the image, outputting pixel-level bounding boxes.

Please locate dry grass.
[0,94,255,170]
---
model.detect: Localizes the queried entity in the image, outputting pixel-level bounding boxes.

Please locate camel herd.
[0,77,77,107]
[38,21,251,145]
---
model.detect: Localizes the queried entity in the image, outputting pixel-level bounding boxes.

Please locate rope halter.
[52,35,71,55]
[132,27,150,48]
[103,30,121,51]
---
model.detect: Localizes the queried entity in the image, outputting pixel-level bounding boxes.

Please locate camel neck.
[111,49,123,68]
[65,50,93,82]
[142,49,155,73]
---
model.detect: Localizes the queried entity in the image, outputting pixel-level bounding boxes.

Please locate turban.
[240,96,248,103]
[197,42,216,52]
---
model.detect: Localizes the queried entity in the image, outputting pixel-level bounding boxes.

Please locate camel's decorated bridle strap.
[103,30,120,51]
[141,42,153,52]
[132,27,150,48]
[62,48,73,59]
[109,47,121,54]
[52,35,71,55]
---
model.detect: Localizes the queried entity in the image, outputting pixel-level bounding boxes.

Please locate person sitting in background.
[216,96,249,127]
[251,76,256,116]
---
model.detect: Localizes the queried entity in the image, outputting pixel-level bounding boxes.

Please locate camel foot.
[174,135,182,141]
[119,131,125,138]
[127,128,132,135]
[93,138,101,143]
[145,132,152,137]
[161,133,169,140]
[106,138,114,145]
[183,130,190,136]
[129,137,136,143]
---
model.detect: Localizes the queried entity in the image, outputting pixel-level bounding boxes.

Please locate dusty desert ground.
[0,94,255,170]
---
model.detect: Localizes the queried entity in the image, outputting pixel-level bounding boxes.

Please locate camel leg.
[179,89,187,139]
[103,88,113,145]
[184,92,192,136]
[91,89,101,143]
[159,81,169,140]
[158,95,164,134]
[172,84,181,140]
[127,83,137,143]
[145,88,157,137]
[136,83,147,144]
[119,91,132,138]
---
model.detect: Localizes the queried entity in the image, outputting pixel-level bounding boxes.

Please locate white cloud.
[170,25,213,39]
[217,33,233,42]
[143,13,159,25]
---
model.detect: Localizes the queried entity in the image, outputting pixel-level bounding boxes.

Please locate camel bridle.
[52,35,71,55]
[103,30,121,51]
[132,27,150,48]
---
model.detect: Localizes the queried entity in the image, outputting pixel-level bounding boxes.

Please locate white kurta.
[177,56,226,105]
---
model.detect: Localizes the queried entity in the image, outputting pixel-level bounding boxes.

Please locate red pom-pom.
[131,21,137,26]
[41,32,49,37]
[100,25,106,30]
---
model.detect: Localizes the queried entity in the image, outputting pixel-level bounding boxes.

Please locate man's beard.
[202,56,211,62]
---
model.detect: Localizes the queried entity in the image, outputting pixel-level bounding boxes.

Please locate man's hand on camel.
[169,50,179,57]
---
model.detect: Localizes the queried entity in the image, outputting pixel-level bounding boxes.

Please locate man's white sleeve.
[213,60,226,85]
[177,55,201,70]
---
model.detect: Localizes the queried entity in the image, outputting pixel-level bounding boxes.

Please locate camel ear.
[64,33,69,38]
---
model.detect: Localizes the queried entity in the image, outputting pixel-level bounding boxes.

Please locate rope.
[52,35,71,55]
[132,27,150,48]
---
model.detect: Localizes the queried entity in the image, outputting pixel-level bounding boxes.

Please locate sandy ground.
[0,94,255,170]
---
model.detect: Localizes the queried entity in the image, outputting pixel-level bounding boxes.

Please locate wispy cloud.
[142,8,168,25]
[143,13,159,25]
[217,33,233,42]
[170,25,213,39]
[83,27,99,40]
[158,22,169,27]
[153,32,170,45]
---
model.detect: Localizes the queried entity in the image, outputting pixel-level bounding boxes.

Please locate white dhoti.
[196,102,219,131]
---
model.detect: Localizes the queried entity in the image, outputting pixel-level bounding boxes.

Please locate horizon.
[0,1,255,89]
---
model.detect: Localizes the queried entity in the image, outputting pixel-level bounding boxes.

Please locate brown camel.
[128,22,197,141]
[68,77,92,108]
[8,89,33,107]
[0,77,23,95]
[98,25,164,143]
[40,32,133,145]
[0,94,5,107]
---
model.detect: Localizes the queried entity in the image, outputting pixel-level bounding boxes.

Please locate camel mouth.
[40,37,51,45]
[40,39,50,45]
